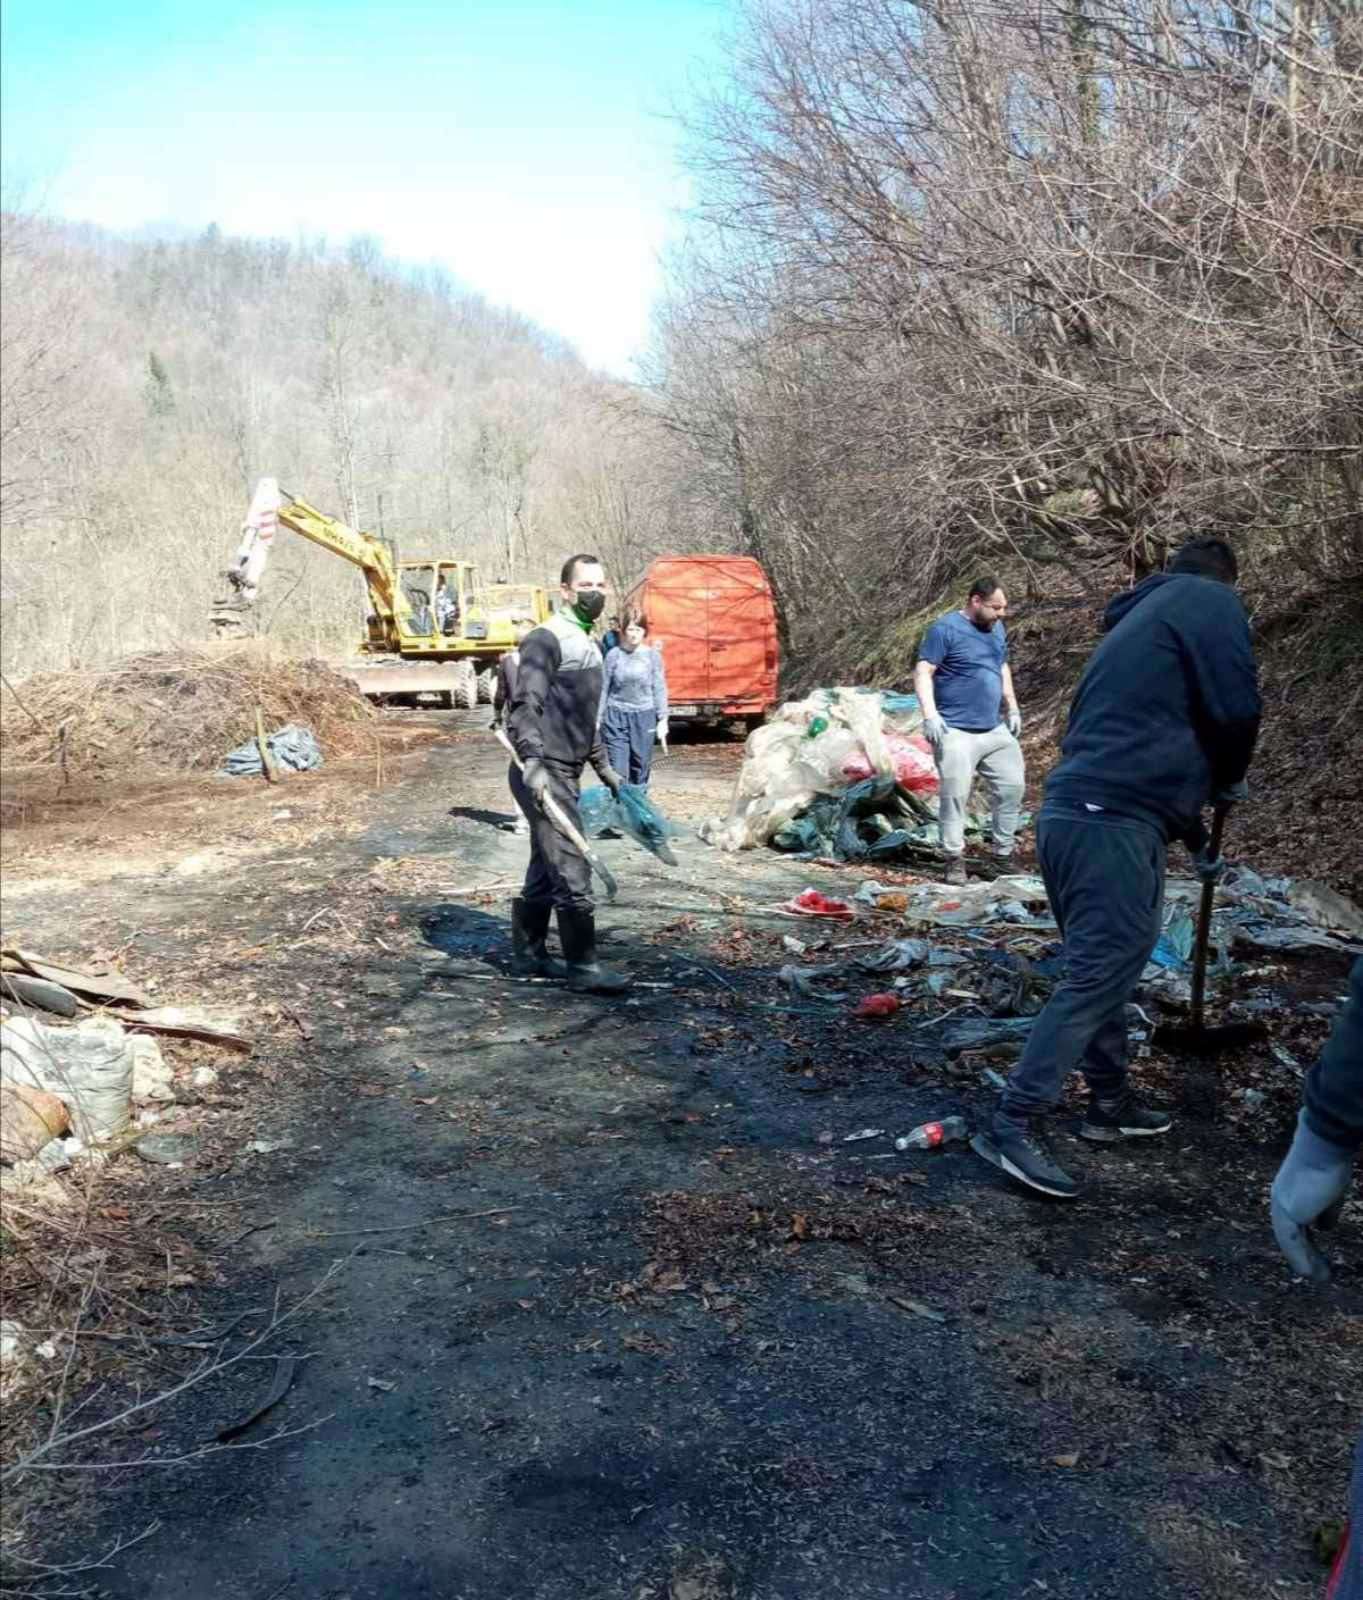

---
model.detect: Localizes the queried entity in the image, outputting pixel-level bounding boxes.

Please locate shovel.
[1152,806,1266,1055]
[493,729,618,903]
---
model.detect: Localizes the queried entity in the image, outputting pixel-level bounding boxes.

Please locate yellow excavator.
[211,478,552,707]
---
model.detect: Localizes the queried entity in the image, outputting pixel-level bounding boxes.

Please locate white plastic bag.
[0,1016,134,1141]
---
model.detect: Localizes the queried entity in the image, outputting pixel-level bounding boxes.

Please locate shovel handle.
[1189,807,1228,1031]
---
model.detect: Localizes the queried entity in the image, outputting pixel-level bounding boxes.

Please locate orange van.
[622,555,779,728]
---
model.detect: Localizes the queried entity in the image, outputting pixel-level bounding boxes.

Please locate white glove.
[1006,706,1022,738]
[656,718,669,748]
[1271,1112,1353,1282]
[922,713,947,752]
[521,757,551,806]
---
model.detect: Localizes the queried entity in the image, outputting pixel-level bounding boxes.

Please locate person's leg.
[996,813,1164,1128]
[601,708,630,784]
[935,728,976,861]
[508,763,562,975]
[627,711,654,785]
[538,760,629,995]
[974,812,1166,1196]
[510,764,554,902]
[974,726,1026,859]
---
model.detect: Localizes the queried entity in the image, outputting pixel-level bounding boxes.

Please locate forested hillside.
[648,0,1362,668]
[4,0,1360,687]
[0,215,696,675]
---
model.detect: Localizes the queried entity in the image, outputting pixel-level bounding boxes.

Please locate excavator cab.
[396,560,479,644]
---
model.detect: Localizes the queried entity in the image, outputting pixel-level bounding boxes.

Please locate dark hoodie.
[1044,573,1261,849]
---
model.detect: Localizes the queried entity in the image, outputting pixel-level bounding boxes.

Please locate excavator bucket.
[211,478,281,627]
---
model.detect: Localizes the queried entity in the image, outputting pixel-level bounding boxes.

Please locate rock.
[130,1035,175,1103]
[135,1132,199,1166]
[0,1078,70,1164]
[1,1015,134,1140]
[0,1319,24,1366]
[189,1066,219,1090]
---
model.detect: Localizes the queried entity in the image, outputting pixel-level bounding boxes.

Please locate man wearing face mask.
[505,554,629,994]
[914,577,1025,888]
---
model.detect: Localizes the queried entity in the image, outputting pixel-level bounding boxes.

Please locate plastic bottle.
[895,1116,969,1152]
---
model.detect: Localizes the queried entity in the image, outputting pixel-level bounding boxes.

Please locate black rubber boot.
[556,906,630,995]
[510,897,567,979]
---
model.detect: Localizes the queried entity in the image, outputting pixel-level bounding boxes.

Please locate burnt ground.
[1,714,1360,1600]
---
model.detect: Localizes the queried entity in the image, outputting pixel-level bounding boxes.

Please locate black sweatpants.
[509,759,593,913]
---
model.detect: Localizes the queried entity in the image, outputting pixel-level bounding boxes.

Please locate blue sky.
[1,0,730,373]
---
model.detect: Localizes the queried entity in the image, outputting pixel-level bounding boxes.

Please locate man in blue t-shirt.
[913,577,1025,887]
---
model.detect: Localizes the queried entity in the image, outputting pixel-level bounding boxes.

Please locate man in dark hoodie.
[972,539,1262,1198]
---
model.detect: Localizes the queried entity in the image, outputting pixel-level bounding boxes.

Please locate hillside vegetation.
[0,216,696,676]
[648,0,1362,665]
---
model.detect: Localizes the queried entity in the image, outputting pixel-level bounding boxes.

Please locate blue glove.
[1215,778,1249,809]
[1190,844,1226,885]
[1270,1111,1353,1281]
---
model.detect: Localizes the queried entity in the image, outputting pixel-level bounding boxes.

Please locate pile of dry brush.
[0,645,376,779]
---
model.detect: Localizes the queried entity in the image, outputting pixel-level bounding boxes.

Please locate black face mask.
[574,591,606,623]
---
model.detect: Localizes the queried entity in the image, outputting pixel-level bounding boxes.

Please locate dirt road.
[3,717,1358,1599]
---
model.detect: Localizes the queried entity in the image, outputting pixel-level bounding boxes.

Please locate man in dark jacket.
[972,539,1262,1198]
[506,555,628,995]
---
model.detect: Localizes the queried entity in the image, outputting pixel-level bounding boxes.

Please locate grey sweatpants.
[509,759,593,914]
[935,724,1025,857]
[996,803,1166,1132]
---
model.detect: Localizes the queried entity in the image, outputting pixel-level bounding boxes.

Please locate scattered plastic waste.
[781,888,855,921]
[854,992,900,1019]
[843,1127,885,1142]
[895,1116,969,1151]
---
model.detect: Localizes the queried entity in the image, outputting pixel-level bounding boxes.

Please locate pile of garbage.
[700,686,1006,863]
[1,947,249,1186]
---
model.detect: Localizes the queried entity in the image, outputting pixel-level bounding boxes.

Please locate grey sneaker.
[972,1120,1081,1199]
[1079,1092,1172,1144]
[971,853,1016,881]
[942,856,968,888]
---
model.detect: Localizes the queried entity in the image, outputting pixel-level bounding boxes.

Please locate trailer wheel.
[476,668,495,704]
[453,661,478,710]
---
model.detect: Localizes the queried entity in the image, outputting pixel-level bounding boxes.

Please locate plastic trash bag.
[842,732,938,793]
[701,688,933,852]
[223,723,323,777]
[580,784,680,865]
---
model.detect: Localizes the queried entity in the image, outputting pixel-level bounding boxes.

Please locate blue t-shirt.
[918,611,1008,731]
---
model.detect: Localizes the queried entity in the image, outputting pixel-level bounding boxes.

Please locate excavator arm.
[213,477,414,640]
